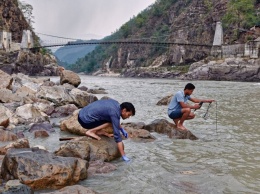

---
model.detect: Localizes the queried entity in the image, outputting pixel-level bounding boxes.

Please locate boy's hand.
[122,155,130,162]
[120,128,128,138]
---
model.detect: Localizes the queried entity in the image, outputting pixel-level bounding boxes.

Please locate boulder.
[0,88,22,103]
[0,129,18,142]
[88,160,117,177]
[156,94,173,106]
[36,85,74,106]
[0,138,30,155]
[69,88,98,108]
[0,105,10,128]
[60,70,81,87]
[60,111,86,135]
[55,136,120,162]
[50,104,78,118]
[1,148,88,190]
[29,123,54,133]
[15,104,49,124]
[0,70,13,89]
[2,179,33,194]
[183,58,260,81]
[144,119,198,140]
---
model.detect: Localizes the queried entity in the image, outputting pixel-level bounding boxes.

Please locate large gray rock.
[36,85,74,106]
[15,104,49,124]
[60,110,86,135]
[60,70,81,87]
[0,105,10,127]
[55,136,120,162]
[2,179,34,194]
[144,119,198,140]
[0,88,22,103]
[69,88,98,108]
[0,138,30,155]
[183,58,260,81]
[0,70,13,89]
[1,148,88,190]
[0,129,18,142]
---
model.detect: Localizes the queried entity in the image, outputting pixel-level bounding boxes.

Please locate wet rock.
[33,130,49,138]
[29,123,54,133]
[122,123,156,142]
[54,138,90,160]
[0,138,30,155]
[156,94,173,106]
[88,160,117,177]
[1,148,88,190]
[0,129,18,142]
[87,88,108,94]
[60,111,86,135]
[55,136,120,162]
[77,86,88,91]
[3,179,34,194]
[144,119,198,140]
[40,185,97,194]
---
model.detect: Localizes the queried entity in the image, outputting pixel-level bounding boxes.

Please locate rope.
[202,102,212,120]
[202,102,218,134]
[215,101,218,134]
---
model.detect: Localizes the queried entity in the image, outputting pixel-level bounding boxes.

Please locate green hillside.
[67,0,260,74]
[54,40,97,67]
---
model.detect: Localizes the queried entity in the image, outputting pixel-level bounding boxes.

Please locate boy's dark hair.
[184,83,195,90]
[120,102,135,115]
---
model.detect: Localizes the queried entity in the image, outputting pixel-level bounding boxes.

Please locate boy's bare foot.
[173,119,179,126]
[108,133,114,137]
[96,131,114,138]
[177,124,187,131]
[86,131,101,140]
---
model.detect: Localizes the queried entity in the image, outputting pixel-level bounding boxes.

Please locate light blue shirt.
[168,91,191,115]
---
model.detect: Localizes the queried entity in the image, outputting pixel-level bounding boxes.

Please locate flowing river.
[35,75,259,193]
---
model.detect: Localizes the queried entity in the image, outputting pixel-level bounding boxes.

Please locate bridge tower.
[21,30,34,50]
[0,31,12,51]
[211,22,223,57]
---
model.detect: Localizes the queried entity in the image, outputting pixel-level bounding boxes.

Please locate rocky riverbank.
[0,50,61,76]
[96,57,260,82]
[0,69,197,193]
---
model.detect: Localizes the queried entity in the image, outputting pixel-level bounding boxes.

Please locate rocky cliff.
[0,0,60,76]
[0,0,30,42]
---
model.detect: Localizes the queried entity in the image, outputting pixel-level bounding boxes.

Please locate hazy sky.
[22,0,156,43]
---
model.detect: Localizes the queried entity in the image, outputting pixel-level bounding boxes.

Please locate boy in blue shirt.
[78,99,135,162]
[168,83,214,131]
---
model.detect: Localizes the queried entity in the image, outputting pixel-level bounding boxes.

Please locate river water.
[29,76,260,193]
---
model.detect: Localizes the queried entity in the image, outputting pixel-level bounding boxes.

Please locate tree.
[222,0,259,29]
[18,1,34,28]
